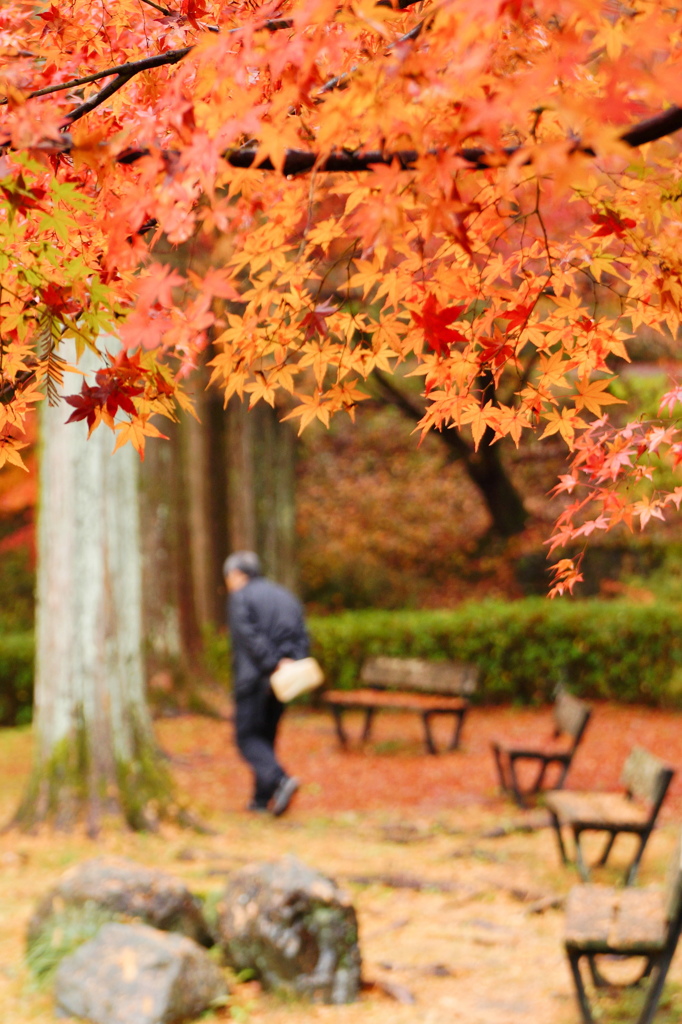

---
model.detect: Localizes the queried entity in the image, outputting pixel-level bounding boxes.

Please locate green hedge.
[5,599,682,726]
[308,600,682,707]
[0,633,34,726]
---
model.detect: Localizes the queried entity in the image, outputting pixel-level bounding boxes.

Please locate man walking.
[224,551,308,815]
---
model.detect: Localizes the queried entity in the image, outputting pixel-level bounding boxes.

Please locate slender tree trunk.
[226,396,257,552]
[14,344,175,834]
[140,418,203,680]
[226,396,298,590]
[252,401,298,591]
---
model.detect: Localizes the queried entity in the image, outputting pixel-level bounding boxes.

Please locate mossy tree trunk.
[14,344,175,834]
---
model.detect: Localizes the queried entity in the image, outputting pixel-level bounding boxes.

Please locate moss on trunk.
[12,714,177,835]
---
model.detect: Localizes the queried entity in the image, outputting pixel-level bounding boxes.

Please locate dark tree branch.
[1,0,427,108]
[318,19,426,95]
[372,370,528,536]
[139,0,171,12]
[619,106,682,147]
[63,72,136,125]
[0,47,194,106]
[372,368,471,459]
[112,101,682,175]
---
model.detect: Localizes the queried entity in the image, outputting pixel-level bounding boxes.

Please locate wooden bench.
[491,689,592,808]
[322,656,478,754]
[564,828,682,1024]
[546,745,675,885]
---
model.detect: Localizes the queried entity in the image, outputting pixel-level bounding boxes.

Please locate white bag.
[270,657,325,702]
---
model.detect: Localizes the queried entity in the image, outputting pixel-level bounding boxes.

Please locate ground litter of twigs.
[1,700,682,1024]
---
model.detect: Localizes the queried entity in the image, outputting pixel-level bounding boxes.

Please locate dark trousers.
[235,681,286,804]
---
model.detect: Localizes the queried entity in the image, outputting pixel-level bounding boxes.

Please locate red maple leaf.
[412,295,466,356]
[180,0,207,28]
[590,212,636,239]
[300,301,337,341]
[504,303,533,332]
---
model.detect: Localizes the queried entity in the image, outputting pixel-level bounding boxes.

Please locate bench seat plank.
[491,737,574,759]
[565,885,667,953]
[546,791,650,829]
[323,689,469,712]
[322,684,471,754]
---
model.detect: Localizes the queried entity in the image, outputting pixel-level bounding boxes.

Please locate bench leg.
[491,743,510,794]
[508,755,531,809]
[625,831,650,886]
[636,949,676,1024]
[530,758,549,795]
[421,711,466,755]
[554,756,572,790]
[573,827,592,882]
[567,951,597,1024]
[331,706,348,748]
[596,831,617,868]
[549,810,569,866]
[361,707,376,744]
[449,709,466,751]
[421,712,435,755]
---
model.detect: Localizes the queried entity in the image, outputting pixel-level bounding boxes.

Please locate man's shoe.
[247,799,269,813]
[270,776,300,817]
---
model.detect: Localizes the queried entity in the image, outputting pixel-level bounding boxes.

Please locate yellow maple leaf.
[540,407,588,447]
[573,377,625,416]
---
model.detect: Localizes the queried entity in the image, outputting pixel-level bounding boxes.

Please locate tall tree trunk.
[140,418,202,681]
[14,345,175,834]
[226,397,298,591]
[226,396,257,552]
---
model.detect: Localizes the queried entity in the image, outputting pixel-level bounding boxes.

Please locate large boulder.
[54,922,227,1024]
[27,857,214,953]
[217,855,361,1004]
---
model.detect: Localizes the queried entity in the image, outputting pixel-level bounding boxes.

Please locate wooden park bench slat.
[564,829,682,1024]
[546,745,675,885]
[490,689,592,808]
[322,656,478,755]
[565,885,667,952]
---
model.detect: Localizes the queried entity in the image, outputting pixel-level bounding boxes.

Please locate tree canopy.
[3,0,682,592]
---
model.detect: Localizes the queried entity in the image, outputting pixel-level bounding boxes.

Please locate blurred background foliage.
[2,366,682,726]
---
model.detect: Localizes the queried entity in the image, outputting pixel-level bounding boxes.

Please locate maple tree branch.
[0,19,292,107]
[318,18,426,96]
[1,0,424,108]
[220,102,682,174]
[0,47,194,106]
[619,106,682,148]
[63,71,136,125]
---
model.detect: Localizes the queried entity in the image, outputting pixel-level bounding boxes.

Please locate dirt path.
[1,703,681,1024]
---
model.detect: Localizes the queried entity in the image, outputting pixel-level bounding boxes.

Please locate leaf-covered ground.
[1,702,682,1024]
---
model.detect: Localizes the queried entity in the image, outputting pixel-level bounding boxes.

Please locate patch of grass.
[25,904,119,987]
[588,978,682,1023]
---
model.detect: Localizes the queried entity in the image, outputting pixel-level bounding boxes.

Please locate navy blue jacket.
[228,576,309,695]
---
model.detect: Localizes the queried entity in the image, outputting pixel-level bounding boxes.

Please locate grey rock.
[217,854,361,1004]
[27,857,214,953]
[54,922,226,1024]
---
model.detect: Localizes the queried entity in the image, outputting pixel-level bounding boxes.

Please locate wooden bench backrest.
[553,690,591,742]
[620,746,674,808]
[360,656,478,696]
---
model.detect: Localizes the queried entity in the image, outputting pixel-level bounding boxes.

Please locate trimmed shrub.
[308,599,682,707]
[0,632,34,726]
